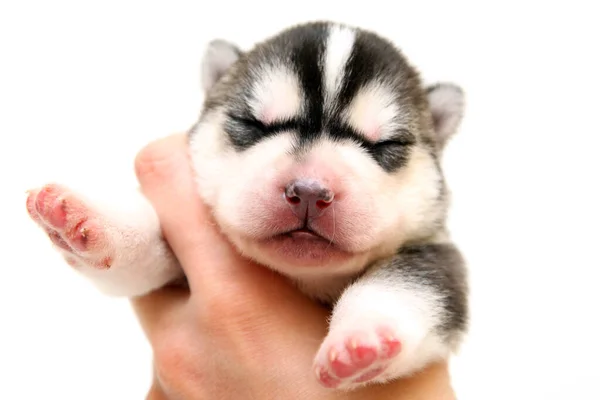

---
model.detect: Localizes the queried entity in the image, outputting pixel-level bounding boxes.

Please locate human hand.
[131,133,456,399]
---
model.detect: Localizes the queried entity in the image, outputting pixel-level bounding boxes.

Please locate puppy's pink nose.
[284,179,334,219]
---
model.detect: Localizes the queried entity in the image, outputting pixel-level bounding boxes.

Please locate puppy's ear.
[201,39,242,93]
[426,83,465,149]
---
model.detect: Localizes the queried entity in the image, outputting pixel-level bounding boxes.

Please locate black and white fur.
[26,21,468,390]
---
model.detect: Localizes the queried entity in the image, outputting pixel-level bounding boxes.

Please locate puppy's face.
[189,22,464,281]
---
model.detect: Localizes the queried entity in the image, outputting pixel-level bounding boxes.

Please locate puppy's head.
[189,22,464,281]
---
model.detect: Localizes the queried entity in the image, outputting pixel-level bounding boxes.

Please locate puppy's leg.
[26,183,182,297]
[313,243,468,390]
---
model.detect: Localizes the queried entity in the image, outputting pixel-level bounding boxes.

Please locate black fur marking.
[218,21,424,172]
[287,23,328,145]
[327,119,416,173]
[368,140,413,173]
[226,108,416,172]
[335,37,377,113]
[225,113,301,151]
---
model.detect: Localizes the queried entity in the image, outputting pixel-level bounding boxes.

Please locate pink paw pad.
[329,332,377,378]
[315,367,341,388]
[26,184,113,270]
[33,185,68,228]
[314,328,402,388]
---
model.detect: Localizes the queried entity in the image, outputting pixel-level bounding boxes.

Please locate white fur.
[314,264,450,390]
[324,25,355,110]
[249,65,303,123]
[188,110,237,205]
[321,140,443,258]
[344,81,402,141]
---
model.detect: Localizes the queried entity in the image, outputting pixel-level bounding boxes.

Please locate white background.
[1,1,599,399]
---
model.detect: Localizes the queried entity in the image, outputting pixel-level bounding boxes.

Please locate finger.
[130,285,189,344]
[134,133,248,291]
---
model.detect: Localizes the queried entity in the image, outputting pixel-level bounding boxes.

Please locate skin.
[130,133,456,400]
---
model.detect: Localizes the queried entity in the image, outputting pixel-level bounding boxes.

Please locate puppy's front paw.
[26,184,116,270]
[313,320,402,390]
[25,183,177,297]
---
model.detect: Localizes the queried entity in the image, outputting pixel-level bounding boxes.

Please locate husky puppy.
[26,21,468,390]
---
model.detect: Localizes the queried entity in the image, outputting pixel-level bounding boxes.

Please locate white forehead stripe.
[346,82,400,142]
[324,25,355,108]
[249,66,302,124]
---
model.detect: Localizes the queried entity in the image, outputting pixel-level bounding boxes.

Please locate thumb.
[134,133,242,291]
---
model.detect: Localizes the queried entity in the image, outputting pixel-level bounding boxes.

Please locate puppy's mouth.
[276,227,331,242]
[256,225,355,267]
